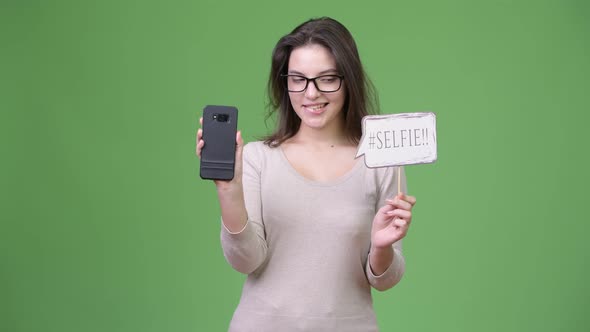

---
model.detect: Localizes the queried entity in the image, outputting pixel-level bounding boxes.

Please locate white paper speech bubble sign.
[356,112,437,168]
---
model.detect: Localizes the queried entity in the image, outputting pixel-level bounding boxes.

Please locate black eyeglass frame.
[280,74,345,93]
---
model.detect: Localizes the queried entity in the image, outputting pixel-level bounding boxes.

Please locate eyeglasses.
[281,74,344,93]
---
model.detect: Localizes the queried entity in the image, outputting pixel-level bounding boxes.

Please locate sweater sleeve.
[220,142,268,274]
[366,166,407,291]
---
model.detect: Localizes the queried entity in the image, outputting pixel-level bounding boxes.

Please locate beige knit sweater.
[221,141,406,332]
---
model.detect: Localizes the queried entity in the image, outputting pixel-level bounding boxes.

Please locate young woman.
[197,17,416,332]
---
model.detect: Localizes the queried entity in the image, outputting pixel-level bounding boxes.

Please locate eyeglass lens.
[286,75,342,92]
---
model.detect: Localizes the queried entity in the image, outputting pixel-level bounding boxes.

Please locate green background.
[2,0,589,331]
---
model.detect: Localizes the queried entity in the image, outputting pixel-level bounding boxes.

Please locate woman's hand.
[196,117,244,191]
[197,117,248,232]
[371,193,417,249]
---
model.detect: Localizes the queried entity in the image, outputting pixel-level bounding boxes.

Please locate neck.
[293,117,350,147]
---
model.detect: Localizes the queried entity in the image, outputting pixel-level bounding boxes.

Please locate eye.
[319,76,337,83]
[290,76,306,83]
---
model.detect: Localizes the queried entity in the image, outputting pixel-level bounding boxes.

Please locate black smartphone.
[200,105,238,181]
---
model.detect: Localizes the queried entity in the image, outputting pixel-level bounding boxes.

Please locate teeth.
[308,104,326,111]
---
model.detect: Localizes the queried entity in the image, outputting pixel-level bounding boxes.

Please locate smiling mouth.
[304,103,328,113]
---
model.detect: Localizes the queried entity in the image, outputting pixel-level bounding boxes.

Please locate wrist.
[216,181,243,196]
[369,245,394,276]
[370,244,393,255]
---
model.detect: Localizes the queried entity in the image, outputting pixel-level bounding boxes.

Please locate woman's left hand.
[371,193,417,249]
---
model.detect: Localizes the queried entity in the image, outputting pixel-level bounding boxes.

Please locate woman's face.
[287,44,346,132]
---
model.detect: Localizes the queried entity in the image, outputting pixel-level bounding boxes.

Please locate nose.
[305,80,321,99]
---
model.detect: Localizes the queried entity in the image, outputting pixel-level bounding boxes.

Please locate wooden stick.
[397,166,402,195]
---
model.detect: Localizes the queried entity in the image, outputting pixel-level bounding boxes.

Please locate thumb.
[235,131,244,171]
[236,131,244,153]
[376,202,394,216]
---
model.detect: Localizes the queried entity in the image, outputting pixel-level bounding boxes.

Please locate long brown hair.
[264,17,379,147]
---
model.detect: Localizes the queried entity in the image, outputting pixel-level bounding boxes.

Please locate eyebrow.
[287,69,339,76]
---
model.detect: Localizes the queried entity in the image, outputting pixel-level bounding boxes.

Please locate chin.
[302,117,329,129]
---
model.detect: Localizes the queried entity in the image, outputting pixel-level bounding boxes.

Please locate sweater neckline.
[276,146,364,187]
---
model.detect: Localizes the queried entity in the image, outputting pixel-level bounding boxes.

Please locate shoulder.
[243,141,278,168]
[360,164,400,197]
[243,140,273,157]
[362,163,397,182]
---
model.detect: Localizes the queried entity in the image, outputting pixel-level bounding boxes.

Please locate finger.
[196,128,203,157]
[404,195,417,206]
[377,202,395,215]
[393,193,417,207]
[386,197,412,211]
[199,117,203,126]
[195,128,202,156]
[392,218,408,229]
[196,139,204,158]
[386,209,412,220]
[197,128,203,140]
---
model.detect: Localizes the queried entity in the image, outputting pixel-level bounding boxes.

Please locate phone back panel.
[200,105,238,180]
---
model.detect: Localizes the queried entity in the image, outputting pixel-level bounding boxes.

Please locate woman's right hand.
[197,117,248,232]
[196,117,245,192]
